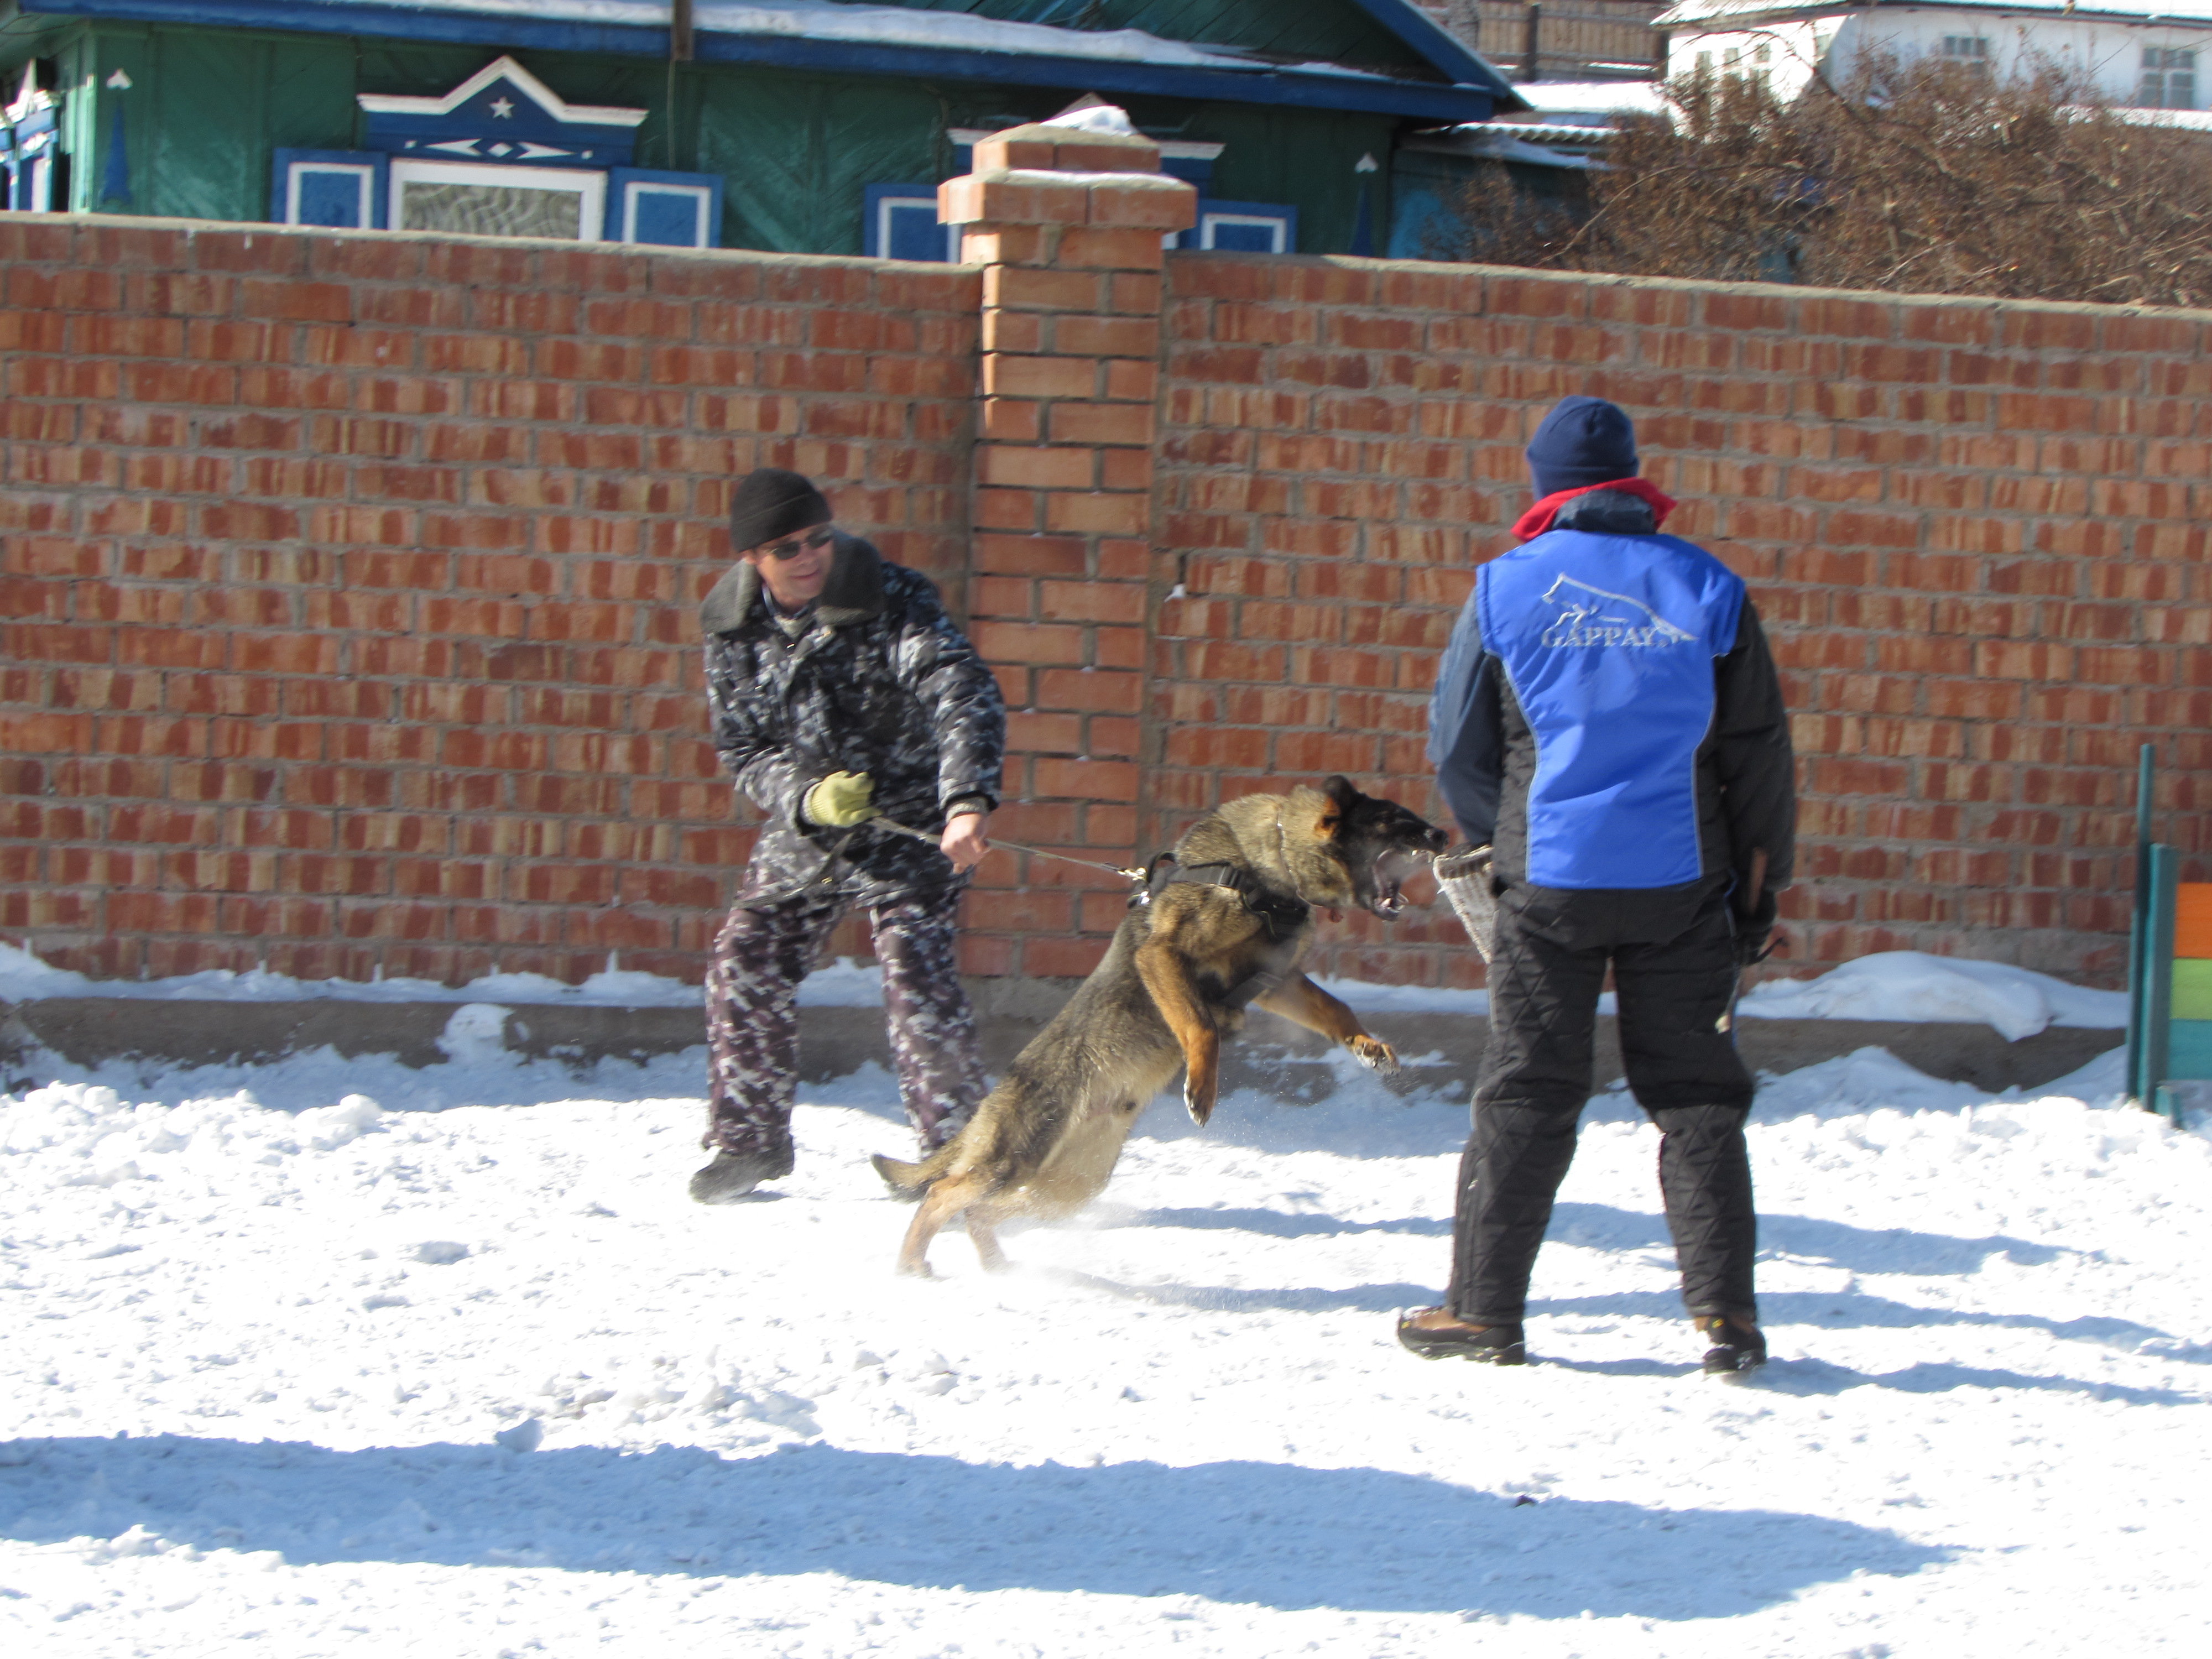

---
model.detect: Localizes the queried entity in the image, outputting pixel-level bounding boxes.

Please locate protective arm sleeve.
[898,591,1008,816]
[1711,598,1797,892]
[1427,591,1506,845]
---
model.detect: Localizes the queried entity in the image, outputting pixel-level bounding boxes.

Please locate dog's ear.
[1316,774,1361,836]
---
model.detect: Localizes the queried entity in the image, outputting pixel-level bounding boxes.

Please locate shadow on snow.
[1120,1200,2082,1277]
[0,1434,1948,1619]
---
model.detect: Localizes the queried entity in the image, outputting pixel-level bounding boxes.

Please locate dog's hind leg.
[964,1206,1009,1273]
[896,1171,989,1277]
[1255,973,1399,1074]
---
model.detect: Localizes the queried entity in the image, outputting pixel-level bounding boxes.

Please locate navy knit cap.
[729,467,831,552]
[1524,396,1638,497]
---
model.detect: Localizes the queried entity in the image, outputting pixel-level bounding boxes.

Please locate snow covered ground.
[2,1012,2207,1655]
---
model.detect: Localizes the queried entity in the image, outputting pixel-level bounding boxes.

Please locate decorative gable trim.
[356,54,645,128]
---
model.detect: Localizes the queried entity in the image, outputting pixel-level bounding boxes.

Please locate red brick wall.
[0,215,976,983]
[6,209,2206,992]
[1154,259,2212,988]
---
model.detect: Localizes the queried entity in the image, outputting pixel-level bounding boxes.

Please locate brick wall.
[1153,262,2212,988]
[6,201,2208,994]
[0,215,976,984]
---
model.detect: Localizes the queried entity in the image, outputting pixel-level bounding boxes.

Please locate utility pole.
[1522,2,1542,83]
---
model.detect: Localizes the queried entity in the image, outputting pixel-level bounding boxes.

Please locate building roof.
[18,0,1529,118]
[1656,0,2212,25]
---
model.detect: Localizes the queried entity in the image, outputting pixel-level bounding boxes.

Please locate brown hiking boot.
[1395,1307,1527,1364]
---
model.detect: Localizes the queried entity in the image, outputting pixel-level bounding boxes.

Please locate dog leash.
[867,816,1151,885]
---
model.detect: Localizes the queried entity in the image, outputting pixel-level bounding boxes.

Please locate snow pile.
[0,940,699,1008]
[1,1026,2208,1653]
[359,0,1391,79]
[0,941,889,1011]
[7,942,2125,1041]
[1738,951,2128,1039]
[1042,100,1140,136]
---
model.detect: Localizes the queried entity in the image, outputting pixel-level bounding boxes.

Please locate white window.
[2143,47,2198,109]
[388,159,607,242]
[1943,36,1990,61]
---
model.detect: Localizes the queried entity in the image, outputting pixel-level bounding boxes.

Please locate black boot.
[689,1137,794,1204]
[1395,1308,1527,1364]
[1696,1312,1767,1378]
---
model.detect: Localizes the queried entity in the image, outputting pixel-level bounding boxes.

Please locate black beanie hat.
[1524,396,1638,497]
[728,467,831,552]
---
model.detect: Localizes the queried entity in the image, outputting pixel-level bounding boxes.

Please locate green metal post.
[2126,744,2154,1106]
[2146,843,2179,1119]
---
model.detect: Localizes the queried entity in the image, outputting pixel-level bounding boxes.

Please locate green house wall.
[7,18,1395,256]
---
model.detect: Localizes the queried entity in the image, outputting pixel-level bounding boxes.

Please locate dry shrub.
[1455,54,2212,306]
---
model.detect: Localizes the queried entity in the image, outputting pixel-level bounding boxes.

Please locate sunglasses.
[758,526,834,562]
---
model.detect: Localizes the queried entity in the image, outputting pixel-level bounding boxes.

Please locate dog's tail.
[872,1147,950,1198]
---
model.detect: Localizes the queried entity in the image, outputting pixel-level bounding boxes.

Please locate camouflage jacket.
[701,533,1005,907]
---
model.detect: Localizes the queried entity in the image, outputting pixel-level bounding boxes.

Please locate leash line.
[868,816,1150,884]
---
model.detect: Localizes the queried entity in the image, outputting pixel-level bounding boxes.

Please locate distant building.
[1418,1,1670,82]
[1656,0,2212,109]
[0,0,1525,259]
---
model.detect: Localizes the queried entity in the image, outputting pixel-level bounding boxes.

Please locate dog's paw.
[1183,1078,1217,1128]
[1348,1035,1399,1076]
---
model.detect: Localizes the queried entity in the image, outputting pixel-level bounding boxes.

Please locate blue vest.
[1477,528,1744,889]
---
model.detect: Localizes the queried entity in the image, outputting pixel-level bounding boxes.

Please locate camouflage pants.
[702,882,985,1157]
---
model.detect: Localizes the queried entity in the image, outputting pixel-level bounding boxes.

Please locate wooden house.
[0,0,1524,258]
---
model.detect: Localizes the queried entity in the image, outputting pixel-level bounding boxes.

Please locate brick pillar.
[939,124,1196,978]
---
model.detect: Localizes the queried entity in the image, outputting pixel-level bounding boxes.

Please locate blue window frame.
[606,168,724,248]
[1183,198,1298,254]
[864,182,960,262]
[273,149,389,229]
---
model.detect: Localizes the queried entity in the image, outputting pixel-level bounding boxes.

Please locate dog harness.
[1142,856,1310,935]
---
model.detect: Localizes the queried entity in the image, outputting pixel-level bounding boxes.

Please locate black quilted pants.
[1447,879,1759,1326]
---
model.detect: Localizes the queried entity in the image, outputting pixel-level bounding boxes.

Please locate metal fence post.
[2126,744,2154,1107]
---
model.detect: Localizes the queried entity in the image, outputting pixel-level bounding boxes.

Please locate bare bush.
[1453,55,2212,306]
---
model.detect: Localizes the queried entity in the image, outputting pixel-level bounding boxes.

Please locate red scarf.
[1512,476,1677,541]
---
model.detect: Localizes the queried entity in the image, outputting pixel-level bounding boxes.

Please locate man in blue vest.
[1403,396,1796,1376]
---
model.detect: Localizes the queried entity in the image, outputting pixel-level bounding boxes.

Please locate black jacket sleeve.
[1710,598,1796,893]
[1427,589,1506,846]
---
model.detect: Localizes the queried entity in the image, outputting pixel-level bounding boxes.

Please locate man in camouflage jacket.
[690,468,1005,1203]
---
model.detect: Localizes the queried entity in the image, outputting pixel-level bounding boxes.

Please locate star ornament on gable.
[491,96,515,118]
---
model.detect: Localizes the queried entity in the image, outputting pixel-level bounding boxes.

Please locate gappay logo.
[1538,576,1696,649]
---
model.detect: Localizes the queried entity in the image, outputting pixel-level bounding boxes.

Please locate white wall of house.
[1663,8,2212,109]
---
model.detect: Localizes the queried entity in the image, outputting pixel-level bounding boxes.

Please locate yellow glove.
[803,770,876,828]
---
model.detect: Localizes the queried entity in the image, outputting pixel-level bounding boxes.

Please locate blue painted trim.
[101,98,130,205]
[863,182,962,263]
[1188,196,1299,254]
[19,0,1497,122]
[272,148,390,228]
[22,0,669,57]
[607,166,724,248]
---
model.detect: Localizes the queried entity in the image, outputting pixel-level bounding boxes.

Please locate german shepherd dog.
[873,776,1447,1276]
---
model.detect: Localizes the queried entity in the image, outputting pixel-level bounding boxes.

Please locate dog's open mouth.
[1368,852,1425,919]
